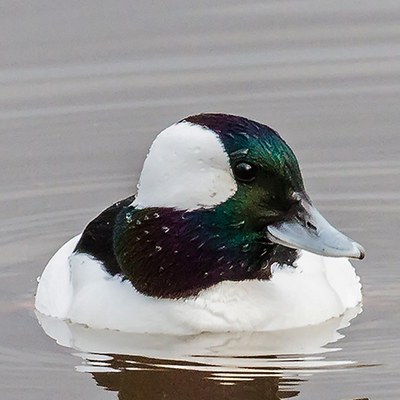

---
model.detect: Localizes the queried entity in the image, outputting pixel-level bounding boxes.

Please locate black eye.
[233,162,257,182]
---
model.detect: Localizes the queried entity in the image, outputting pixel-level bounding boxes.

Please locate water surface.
[1,1,399,399]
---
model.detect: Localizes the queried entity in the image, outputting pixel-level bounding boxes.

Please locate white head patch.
[133,121,237,210]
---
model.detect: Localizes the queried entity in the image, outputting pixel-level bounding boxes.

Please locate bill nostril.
[306,221,318,232]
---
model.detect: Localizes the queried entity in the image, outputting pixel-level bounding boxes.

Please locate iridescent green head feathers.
[112,113,364,298]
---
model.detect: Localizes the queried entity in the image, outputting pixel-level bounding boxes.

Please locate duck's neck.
[113,205,298,299]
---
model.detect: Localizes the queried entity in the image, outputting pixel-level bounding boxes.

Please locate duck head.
[114,114,364,298]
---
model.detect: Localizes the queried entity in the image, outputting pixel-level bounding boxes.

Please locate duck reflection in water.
[36,307,367,400]
[90,354,300,400]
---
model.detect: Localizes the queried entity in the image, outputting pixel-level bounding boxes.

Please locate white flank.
[36,243,362,334]
[35,235,81,318]
[133,121,237,210]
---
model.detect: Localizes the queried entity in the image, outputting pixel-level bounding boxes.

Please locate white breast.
[35,237,361,334]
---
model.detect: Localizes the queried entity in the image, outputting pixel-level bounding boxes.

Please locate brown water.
[1,1,399,399]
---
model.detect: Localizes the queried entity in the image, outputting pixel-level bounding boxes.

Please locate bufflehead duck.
[35,113,364,334]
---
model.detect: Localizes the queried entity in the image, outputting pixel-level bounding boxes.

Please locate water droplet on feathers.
[241,243,251,252]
